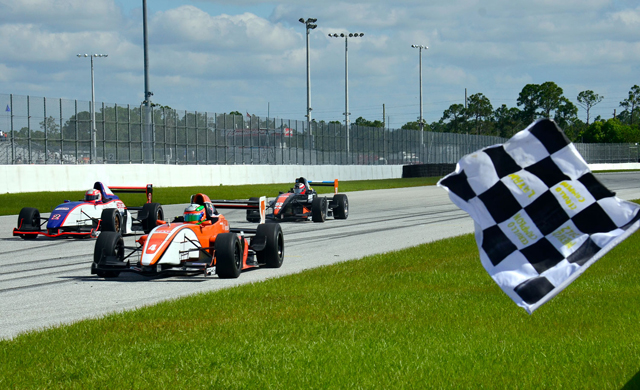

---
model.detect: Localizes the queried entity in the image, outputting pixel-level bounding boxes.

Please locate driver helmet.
[84,189,101,202]
[294,182,307,195]
[184,204,206,224]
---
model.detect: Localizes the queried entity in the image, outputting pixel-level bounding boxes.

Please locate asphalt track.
[1,172,639,340]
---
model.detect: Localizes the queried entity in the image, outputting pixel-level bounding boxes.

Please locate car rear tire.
[311,197,327,223]
[93,231,123,278]
[17,207,40,239]
[142,202,164,234]
[100,208,122,233]
[216,233,242,279]
[256,223,284,268]
[333,194,349,220]
[246,197,261,223]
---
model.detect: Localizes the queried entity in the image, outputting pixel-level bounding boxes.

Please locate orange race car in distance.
[92,193,284,279]
[246,177,349,223]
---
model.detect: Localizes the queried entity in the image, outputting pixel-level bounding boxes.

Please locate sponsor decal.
[116,200,126,211]
[55,207,70,211]
[50,214,62,221]
[553,181,586,210]
[552,225,581,250]
[507,173,536,198]
[506,212,538,245]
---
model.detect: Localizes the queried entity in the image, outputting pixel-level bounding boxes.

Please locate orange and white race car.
[91,193,283,278]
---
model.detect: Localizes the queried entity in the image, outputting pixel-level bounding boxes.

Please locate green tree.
[466,93,493,135]
[576,90,604,125]
[620,85,640,127]
[440,103,466,133]
[581,118,637,143]
[493,104,522,138]
[39,116,60,135]
[517,83,541,123]
[354,117,384,128]
[401,121,420,130]
[554,98,579,133]
[538,81,564,118]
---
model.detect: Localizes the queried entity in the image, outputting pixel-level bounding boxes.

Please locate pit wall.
[1,163,636,194]
[0,164,403,194]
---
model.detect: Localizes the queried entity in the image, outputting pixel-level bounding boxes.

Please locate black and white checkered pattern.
[438,119,640,314]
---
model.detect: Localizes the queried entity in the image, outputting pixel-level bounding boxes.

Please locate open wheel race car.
[92,193,284,279]
[13,182,163,239]
[246,177,348,223]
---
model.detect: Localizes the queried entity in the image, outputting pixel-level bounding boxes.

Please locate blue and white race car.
[13,182,163,239]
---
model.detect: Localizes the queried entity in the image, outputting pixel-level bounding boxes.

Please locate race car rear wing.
[209,196,267,224]
[308,180,339,194]
[109,184,153,203]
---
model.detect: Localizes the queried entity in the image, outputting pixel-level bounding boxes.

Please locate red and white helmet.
[85,189,101,202]
[294,182,307,195]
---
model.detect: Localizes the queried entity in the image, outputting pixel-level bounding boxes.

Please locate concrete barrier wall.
[1,162,635,194]
[0,164,403,194]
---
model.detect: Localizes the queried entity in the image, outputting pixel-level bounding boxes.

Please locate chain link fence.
[0,93,637,166]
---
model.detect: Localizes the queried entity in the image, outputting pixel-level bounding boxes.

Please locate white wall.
[1,162,634,194]
[0,164,403,194]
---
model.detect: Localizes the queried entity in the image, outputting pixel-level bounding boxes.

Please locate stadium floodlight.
[299,18,318,134]
[328,32,364,156]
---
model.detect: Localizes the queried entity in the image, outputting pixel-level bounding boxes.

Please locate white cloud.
[152,6,298,52]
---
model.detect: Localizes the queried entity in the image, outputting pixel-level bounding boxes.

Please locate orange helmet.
[85,189,101,202]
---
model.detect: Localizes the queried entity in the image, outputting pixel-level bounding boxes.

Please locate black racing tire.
[17,207,40,239]
[311,197,327,223]
[333,194,349,220]
[256,223,284,268]
[100,208,122,233]
[142,202,164,234]
[246,197,261,223]
[93,231,124,278]
[215,233,242,279]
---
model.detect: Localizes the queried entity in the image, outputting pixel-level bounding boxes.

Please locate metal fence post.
[10,94,15,164]
[195,111,199,164]
[205,112,209,165]
[27,95,32,164]
[115,104,119,163]
[184,110,188,164]
[59,98,63,164]
[127,104,131,163]
[43,97,48,164]
[102,102,106,163]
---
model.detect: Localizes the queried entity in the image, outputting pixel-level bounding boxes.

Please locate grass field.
[1,230,639,388]
[0,177,439,217]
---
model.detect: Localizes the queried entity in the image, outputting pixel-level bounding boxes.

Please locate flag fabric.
[246,112,251,118]
[437,119,640,314]
[5,105,9,112]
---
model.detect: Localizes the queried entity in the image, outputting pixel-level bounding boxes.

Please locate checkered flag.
[438,119,640,314]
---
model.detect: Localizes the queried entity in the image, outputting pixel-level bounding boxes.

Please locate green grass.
[0,177,439,216]
[2,231,640,388]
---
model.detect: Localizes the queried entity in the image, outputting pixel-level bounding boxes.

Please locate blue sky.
[0,0,639,129]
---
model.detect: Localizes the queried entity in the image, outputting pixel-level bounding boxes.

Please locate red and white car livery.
[13,182,163,239]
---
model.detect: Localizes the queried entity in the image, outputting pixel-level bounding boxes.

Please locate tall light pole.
[411,44,427,144]
[142,0,153,162]
[329,32,364,155]
[77,53,108,163]
[299,17,317,134]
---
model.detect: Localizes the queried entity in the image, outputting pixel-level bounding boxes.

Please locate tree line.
[358,83,640,143]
